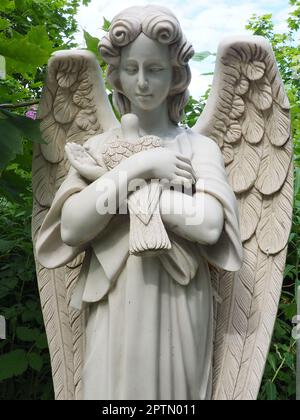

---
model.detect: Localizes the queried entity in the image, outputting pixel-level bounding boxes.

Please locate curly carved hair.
[99,5,194,123]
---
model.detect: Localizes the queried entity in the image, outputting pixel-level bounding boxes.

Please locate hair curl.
[99,6,194,124]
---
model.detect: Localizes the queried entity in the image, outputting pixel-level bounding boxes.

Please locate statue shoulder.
[187,129,224,165]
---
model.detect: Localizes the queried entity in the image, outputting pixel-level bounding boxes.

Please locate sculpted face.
[119,33,173,111]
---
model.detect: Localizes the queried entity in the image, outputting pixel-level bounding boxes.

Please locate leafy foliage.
[246,0,300,400]
[0,109,43,169]
[0,194,53,399]
[0,0,91,170]
[0,0,91,400]
[192,51,215,62]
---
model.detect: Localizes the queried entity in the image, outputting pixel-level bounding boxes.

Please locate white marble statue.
[32,5,292,400]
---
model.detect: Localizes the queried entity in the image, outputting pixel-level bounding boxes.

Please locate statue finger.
[175,168,196,183]
[175,153,191,164]
[176,161,195,177]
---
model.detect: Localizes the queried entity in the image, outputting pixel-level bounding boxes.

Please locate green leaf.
[102,17,111,32]
[0,349,28,380]
[84,30,100,56]
[0,116,23,168]
[0,26,53,76]
[1,109,44,144]
[281,302,297,319]
[0,109,44,169]
[284,352,295,370]
[16,326,40,342]
[0,78,29,102]
[0,0,15,12]
[35,334,48,350]
[0,18,10,31]
[284,263,296,278]
[192,51,214,62]
[0,275,18,299]
[267,353,277,372]
[0,238,15,253]
[0,167,30,202]
[265,381,277,400]
[28,353,43,372]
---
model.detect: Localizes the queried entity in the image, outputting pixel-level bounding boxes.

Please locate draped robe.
[36,128,243,400]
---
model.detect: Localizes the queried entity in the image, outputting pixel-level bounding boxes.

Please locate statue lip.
[136,93,152,97]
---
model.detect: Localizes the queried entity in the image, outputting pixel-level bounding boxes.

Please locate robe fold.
[36,129,243,400]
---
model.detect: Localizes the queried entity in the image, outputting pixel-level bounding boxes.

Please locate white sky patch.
[75,0,293,98]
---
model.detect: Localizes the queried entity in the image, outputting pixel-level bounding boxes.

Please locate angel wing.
[32,50,118,400]
[192,35,293,400]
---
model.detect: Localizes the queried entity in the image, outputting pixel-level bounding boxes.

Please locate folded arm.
[160,188,224,245]
[160,133,229,246]
[61,153,148,247]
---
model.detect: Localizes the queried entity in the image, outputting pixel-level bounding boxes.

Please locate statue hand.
[65,143,106,181]
[129,147,196,185]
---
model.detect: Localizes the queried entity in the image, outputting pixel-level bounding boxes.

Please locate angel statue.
[32,5,293,400]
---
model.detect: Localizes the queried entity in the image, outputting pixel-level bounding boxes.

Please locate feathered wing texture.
[192,36,293,400]
[32,50,118,400]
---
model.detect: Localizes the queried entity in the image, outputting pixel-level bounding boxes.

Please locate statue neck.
[130,101,176,137]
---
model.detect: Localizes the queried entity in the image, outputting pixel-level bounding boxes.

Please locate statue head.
[99,5,194,124]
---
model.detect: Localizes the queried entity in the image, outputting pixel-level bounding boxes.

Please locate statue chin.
[32,4,292,401]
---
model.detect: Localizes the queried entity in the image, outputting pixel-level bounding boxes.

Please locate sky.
[75,0,294,98]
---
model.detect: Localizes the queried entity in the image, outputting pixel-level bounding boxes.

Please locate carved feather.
[242,61,265,81]
[40,115,66,163]
[32,50,118,400]
[222,144,234,165]
[38,86,53,120]
[256,162,293,255]
[65,263,86,400]
[247,77,273,111]
[241,102,264,145]
[227,138,263,193]
[32,144,57,207]
[255,137,292,195]
[215,237,258,399]
[236,75,250,96]
[265,103,290,147]
[225,121,242,144]
[53,87,79,124]
[229,95,245,120]
[238,188,262,242]
[212,270,236,394]
[193,36,292,400]
[35,263,75,400]
[233,247,287,399]
[32,200,48,243]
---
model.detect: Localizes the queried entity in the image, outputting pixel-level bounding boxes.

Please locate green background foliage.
[0,0,91,400]
[0,0,298,400]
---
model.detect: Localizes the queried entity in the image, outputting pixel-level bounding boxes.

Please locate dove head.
[99,5,194,124]
[121,113,140,142]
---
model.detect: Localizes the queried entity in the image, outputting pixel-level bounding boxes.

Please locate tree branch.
[0,100,39,109]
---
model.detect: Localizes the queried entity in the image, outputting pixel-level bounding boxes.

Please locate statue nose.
[137,70,149,91]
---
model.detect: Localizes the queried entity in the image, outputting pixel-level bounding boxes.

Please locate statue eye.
[125,66,138,75]
[149,67,164,73]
